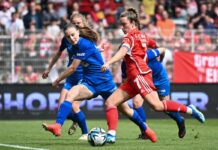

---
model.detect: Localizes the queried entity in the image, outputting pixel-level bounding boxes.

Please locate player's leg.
[104,88,130,143]
[136,74,205,123]
[160,95,186,138]
[42,84,93,136]
[72,100,88,140]
[142,90,205,123]
[157,81,186,138]
[118,102,156,141]
[57,87,79,135]
[132,94,147,139]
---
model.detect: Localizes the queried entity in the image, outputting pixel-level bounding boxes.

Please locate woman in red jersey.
[101,8,205,143]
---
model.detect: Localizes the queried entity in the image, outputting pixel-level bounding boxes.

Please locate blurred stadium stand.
[0,0,218,83]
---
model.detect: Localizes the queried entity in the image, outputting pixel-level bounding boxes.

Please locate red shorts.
[119,73,156,98]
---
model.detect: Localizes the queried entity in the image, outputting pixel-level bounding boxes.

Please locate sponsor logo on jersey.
[77,53,85,56]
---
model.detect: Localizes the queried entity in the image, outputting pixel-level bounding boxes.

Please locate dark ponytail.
[120,7,141,30]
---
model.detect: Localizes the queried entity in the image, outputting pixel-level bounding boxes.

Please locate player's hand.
[52,79,59,88]
[101,63,109,72]
[42,69,50,79]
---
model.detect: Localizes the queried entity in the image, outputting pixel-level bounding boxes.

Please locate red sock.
[162,100,187,113]
[106,107,118,130]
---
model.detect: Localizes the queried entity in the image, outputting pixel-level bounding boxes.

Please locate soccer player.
[42,13,90,140]
[101,8,205,143]
[122,48,186,139]
[42,23,154,141]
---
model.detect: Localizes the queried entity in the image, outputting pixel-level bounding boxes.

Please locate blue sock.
[134,106,146,122]
[67,112,76,122]
[56,100,72,126]
[75,111,88,134]
[130,110,147,131]
[166,112,183,124]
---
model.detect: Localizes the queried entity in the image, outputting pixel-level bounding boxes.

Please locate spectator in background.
[185,0,198,18]
[173,30,186,50]
[172,6,188,30]
[195,25,213,52]
[39,29,53,58]
[90,2,107,25]
[42,2,59,27]
[211,4,218,29]
[144,22,160,40]
[184,22,194,44]
[0,1,15,31]
[138,3,150,30]
[142,0,156,16]
[79,0,93,15]
[13,65,25,83]
[102,0,119,29]
[157,10,176,41]
[191,3,213,29]
[67,1,80,16]
[24,65,39,83]
[17,0,28,17]
[46,18,61,41]
[154,4,165,22]
[23,1,43,29]
[23,24,38,65]
[5,11,25,38]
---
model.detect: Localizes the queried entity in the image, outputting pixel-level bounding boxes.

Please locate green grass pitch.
[0,119,217,150]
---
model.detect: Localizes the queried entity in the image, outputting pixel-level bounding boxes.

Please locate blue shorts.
[80,80,117,100]
[154,80,170,97]
[63,73,83,90]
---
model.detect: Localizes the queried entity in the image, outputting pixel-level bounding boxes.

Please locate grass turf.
[0,119,217,150]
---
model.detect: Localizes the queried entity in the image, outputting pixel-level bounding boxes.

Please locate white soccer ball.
[88,127,107,146]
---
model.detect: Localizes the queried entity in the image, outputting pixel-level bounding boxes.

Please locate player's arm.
[147,47,165,61]
[52,59,81,87]
[42,37,66,79]
[42,50,62,79]
[101,43,128,72]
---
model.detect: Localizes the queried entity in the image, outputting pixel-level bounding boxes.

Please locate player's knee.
[105,100,116,110]
[151,103,164,112]
[133,101,141,108]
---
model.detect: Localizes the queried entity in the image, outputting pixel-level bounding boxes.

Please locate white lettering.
[4,93,24,110]
[48,93,59,110]
[206,68,218,82]
[194,54,218,68]
[171,92,208,111]
[77,53,85,56]
[190,92,208,110]
[26,93,46,110]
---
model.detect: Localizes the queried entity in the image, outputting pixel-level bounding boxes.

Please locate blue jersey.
[59,37,83,89]
[72,37,116,99]
[122,49,170,97]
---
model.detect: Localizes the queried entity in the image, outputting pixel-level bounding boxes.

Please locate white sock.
[108,130,116,136]
[186,107,193,115]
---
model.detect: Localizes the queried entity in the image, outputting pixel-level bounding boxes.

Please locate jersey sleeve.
[59,37,67,52]
[147,49,160,61]
[121,35,132,50]
[147,37,157,49]
[74,39,95,60]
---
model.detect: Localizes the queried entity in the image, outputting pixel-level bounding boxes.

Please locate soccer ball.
[88,127,107,146]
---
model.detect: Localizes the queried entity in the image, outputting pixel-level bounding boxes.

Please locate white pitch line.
[0,143,49,150]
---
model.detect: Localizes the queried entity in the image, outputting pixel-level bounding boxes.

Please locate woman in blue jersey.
[42,23,153,141]
[42,13,90,140]
[122,48,186,139]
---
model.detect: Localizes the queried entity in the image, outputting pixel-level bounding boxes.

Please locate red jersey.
[122,28,157,79]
